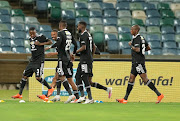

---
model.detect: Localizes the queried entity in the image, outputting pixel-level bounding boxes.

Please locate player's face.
[130,27,137,35]
[51,32,57,41]
[29,30,36,39]
[59,23,63,30]
[77,24,82,33]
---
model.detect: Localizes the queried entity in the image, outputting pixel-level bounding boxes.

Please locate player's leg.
[50,73,61,102]
[81,63,94,104]
[116,64,137,104]
[124,74,136,100]
[12,63,33,99]
[140,73,164,103]
[89,76,112,98]
[75,64,84,97]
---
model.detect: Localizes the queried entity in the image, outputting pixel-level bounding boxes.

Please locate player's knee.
[22,76,28,80]
[36,77,41,80]
[129,78,135,83]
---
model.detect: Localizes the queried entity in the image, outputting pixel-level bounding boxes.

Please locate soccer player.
[116,25,164,104]
[71,21,95,104]
[43,29,76,103]
[11,27,54,100]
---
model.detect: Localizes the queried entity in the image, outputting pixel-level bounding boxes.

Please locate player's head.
[77,21,87,33]
[131,25,140,36]
[29,27,36,39]
[51,29,58,41]
[59,20,67,30]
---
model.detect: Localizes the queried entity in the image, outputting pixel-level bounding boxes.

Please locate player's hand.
[45,47,50,51]
[128,41,132,46]
[46,53,53,57]
[70,54,75,62]
[34,41,41,46]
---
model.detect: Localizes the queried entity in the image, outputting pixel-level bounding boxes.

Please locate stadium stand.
[0,0,180,55]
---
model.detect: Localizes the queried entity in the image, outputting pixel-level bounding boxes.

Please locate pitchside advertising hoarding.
[29,60,180,102]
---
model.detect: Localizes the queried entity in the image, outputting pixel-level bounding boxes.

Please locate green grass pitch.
[0,90,180,121]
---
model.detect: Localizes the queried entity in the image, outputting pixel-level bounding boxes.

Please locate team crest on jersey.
[140,36,144,40]
[30,41,35,45]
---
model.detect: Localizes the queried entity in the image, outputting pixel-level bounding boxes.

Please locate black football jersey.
[29,35,48,62]
[131,34,148,64]
[79,30,94,64]
[57,29,77,62]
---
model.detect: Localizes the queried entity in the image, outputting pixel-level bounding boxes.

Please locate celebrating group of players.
[11,20,164,104]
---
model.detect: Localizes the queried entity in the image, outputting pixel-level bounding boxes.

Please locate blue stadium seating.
[162,34,175,42]
[105,33,118,41]
[0,31,10,39]
[75,2,88,9]
[61,10,75,21]
[147,34,161,41]
[176,26,180,34]
[103,3,115,10]
[89,18,103,25]
[0,38,11,46]
[162,48,177,55]
[146,18,160,26]
[0,9,9,15]
[89,10,102,18]
[40,31,51,39]
[103,18,117,26]
[174,19,180,26]
[36,0,48,11]
[116,2,130,10]
[108,40,120,53]
[148,41,162,48]
[104,10,117,18]
[161,26,175,34]
[143,3,156,10]
[148,49,162,55]
[76,17,89,26]
[40,25,52,32]
[146,10,161,18]
[0,46,11,52]
[163,41,177,48]
[11,24,24,32]
[25,24,40,32]
[119,41,130,49]
[11,39,24,47]
[118,26,131,33]
[0,15,11,24]
[122,48,131,54]
[11,31,25,39]
[12,47,26,53]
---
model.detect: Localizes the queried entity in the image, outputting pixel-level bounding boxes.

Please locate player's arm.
[76,36,87,54]
[72,36,77,55]
[35,35,52,46]
[145,40,151,51]
[128,41,140,52]
[45,43,57,51]
[92,43,96,55]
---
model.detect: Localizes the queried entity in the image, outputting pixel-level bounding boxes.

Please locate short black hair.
[29,27,36,31]
[59,20,67,27]
[52,29,58,32]
[79,21,87,27]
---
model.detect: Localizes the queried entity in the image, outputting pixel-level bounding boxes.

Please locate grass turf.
[0,90,180,121]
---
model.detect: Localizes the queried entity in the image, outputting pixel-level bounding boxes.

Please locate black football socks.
[147,80,161,96]
[124,82,134,100]
[92,82,107,91]
[38,78,51,89]
[19,78,27,95]
[62,79,72,95]
[56,80,61,95]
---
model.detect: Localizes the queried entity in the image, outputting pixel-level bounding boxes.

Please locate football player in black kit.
[43,29,78,103]
[12,27,54,100]
[38,20,79,103]
[116,25,164,104]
